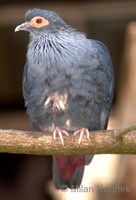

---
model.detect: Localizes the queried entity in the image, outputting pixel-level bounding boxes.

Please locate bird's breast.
[44,91,68,112]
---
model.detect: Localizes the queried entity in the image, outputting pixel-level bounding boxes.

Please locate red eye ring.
[29,16,49,28]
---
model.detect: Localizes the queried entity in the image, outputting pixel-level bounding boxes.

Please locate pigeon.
[15,8,114,189]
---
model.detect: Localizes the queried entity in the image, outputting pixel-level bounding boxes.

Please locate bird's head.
[15,8,67,35]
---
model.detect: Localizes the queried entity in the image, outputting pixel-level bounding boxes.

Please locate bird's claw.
[53,127,69,145]
[73,128,90,145]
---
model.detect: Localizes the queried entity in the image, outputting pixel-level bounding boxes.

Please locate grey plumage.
[15,8,114,189]
[24,31,113,131]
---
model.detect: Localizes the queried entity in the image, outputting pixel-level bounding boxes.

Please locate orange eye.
[28,16,49,28]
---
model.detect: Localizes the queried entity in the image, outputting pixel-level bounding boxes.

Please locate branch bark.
[0,126,136,155]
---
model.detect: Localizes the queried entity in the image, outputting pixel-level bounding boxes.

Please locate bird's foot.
[73,128,90,145]
[53,127,69,145]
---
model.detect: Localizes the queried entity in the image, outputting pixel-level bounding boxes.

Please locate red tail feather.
[54,156,85,180]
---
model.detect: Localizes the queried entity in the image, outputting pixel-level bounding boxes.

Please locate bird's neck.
[28,30,86,63]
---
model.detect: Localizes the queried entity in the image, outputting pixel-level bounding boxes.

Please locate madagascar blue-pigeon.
[15,8,114,189]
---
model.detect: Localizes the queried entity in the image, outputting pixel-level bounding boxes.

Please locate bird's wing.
[89,39,114,129]
[84,40,114,165]
[91,39,114,96]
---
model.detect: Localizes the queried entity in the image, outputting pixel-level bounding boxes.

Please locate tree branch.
[0,126,136,155]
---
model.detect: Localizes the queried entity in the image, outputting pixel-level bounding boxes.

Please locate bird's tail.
[52,155,85,189]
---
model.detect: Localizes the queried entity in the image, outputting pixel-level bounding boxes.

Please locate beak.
[15,22,30,32]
